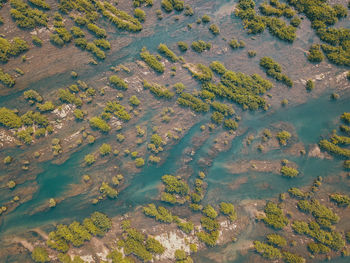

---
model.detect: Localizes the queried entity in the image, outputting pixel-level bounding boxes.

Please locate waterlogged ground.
[0,0,350,262]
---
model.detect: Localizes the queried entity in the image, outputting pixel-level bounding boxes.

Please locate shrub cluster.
[177,92,209,112]
[0,37,29,63]
[104,101,131,121]
[260,57,292,87]
[254,241,282,260]
[158,43,178,62]
[191,40,211,53]
[119,222,165,262]
[89,116,110,132]
[329,193,350,207]
[281,166,299,178]
[143,80,174,99]
[140,48,165,73]
[185,63,213,82]
[203,70,272,110]
[109,75,128,90]
[58,88,82,107]
[10,0,48,28]
[263,202,289,229]
[307,44,324,62]
[161,0,184,12]
[47,212,112,252]
[0,107,22,128]
[100,182,118,199]
[99,2,142,32]
[292,220,344,251]
[0,68,15,88]
[219,202,237,221]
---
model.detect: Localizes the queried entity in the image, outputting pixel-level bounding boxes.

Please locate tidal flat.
[0,0,349,262]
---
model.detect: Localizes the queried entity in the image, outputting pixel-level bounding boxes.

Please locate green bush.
[290,16,301,27]
[330,193,350,207]
[23,89,42,102]
[197,230,219,247]
[202,15,211,23]
[219,202,237,221]
[341,113,350,124]
[211,111,224,124]
[308,242,331,254]
[211,101,234,115]
[143,80,174,99]
[158,43,178,62]
[100,2,142,31]
[224,119,238,130]
[100,182,118,199]
[209,24,220,35]
[276,130,291,145]
[210,61,227,75]
[70,26,85,38]
[161,174,189,195]
[254,241,282,260]
[37,101,55,112]
[89,117,110,132]
[134,8,146,22]
[143,203,173,223]
[99,143,112,155]
[109,75,128,90]
[306,79,314,91]
[74,38,88,49]
[50,34,65,46]
[263,202,289,229]
[58,88,82,107]
[177,221,194,234]
[73,109,84,120]
[191,40,211,53]
[32,35,43,46]
[297,199,339,224]
[177,92,209,112]
[307,44,324,62]
[86,42,106,60]
[177,41,188,52]
[281,166,299,178]
[21,111,48,127]
[265,17,296,42]
[87,23,107,38]
[186,63,213,82]
[205,70,272,110]
[140,48,165,73]
[0,36,28,63]
[319,139,350,158]
[31,247,49,263]
[104,101,131,121]
[0,68,15,87]
[288,187,306,199]
[93,39,111,50]
[135,157,145,167]
[10,0,48,28]
[28,0,50,9]
[229,39,245,49]
[202,204,218,219]
[173,82,186,93]
[161,0,173,12]
[282,251,305,263]
[0,107,22,128]
[260,56,293,87]
[266,234,287,247]
[200,216,219,231]
[129,95,140,106]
